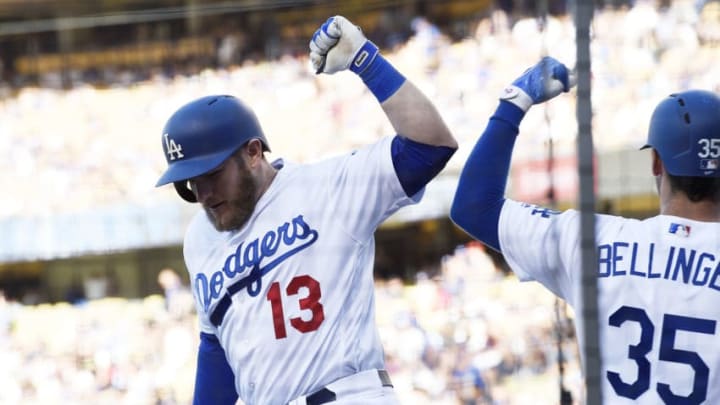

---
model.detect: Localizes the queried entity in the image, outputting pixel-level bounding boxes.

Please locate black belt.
[305,370,393,405]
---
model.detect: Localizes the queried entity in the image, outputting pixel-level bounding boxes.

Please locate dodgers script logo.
[195,215,319,314]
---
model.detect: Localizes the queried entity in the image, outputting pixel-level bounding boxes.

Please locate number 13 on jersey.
[266,274,325,339]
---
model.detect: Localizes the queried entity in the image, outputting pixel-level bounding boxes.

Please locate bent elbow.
[449,196,471,230]
[444,135,459,150]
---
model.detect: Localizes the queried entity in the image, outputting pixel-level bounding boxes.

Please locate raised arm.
[379,79,456,147]
[450,56,574,250]
[309,15,456,149]
[309,15,457,197]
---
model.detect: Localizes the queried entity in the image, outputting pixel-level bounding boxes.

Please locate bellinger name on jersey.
[598,241,720,291]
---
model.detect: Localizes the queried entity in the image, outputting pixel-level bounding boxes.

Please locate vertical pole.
[574,0,602,403]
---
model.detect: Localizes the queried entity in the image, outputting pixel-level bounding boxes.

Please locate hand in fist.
[501,56,576,112]
[309,15,378,75]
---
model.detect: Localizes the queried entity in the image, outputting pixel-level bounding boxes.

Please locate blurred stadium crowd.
[0,243,579,405]
[0,1,718,404]
[1,0,718,218]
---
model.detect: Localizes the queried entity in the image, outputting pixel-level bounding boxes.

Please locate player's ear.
[651,149,663,176]
[245,139,265,165]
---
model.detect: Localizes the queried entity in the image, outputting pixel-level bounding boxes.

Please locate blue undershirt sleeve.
[450,101,525,252]
[391,136,457,197]
[193,332,238,405]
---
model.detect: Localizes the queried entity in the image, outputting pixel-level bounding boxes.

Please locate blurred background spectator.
[0,1,717,403]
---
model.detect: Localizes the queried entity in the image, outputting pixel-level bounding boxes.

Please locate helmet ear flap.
[174,181,197,203]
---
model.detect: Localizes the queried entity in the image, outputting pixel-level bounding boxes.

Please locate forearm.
[356,52,456,148]
[381,80,456,148]
[353,46,457,192]
[450,101,524,251]
[451,56,573,251]
[310,16,456,148]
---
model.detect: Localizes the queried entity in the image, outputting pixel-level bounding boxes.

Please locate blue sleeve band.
[450,101,525,251]
[493,100,525,128]
[391,136,456,197]
[358,53,406,103]
[349,41,379,74]
[193,332,238,405]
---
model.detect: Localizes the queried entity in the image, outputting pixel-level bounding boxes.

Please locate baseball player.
[155,15,457,405]
[450,56,720,404]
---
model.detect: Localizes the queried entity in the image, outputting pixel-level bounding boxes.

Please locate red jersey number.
[266,275,325,339]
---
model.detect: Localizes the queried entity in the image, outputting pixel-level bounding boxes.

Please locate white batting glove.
[309,15,379,75]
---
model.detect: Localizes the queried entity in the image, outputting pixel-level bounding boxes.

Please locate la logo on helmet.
[164,133,184,160]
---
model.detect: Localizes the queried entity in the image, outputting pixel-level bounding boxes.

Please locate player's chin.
[203,204,228,231]
[208,207,252,232]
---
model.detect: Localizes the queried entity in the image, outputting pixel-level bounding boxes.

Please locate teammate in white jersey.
[450,56,720,404]
[155,15,457,405]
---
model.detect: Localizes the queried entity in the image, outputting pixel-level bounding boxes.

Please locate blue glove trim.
[494,100,525,127]
[321,18,339,39]
[357,53,406,103]
[311,18,339,45]
[193,332,238,405]
[450,101,524,251]
[391,136,456,197]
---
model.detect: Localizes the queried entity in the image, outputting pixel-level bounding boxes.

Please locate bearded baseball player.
[155,15,457,405]
[451,56,720,404]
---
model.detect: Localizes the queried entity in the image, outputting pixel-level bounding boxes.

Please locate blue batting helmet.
[155,95,270,202]
[642,90,720,177]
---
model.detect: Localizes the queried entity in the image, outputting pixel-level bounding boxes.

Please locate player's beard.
[205,163,259,232]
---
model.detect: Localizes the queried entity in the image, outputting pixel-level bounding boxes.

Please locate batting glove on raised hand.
[309,15,379,75]
[500,56,576,112]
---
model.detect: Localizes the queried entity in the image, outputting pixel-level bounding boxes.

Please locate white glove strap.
[500,85,533,112]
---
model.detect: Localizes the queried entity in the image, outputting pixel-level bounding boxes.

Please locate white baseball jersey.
[499,199,720,404]
[183,136,419,405]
